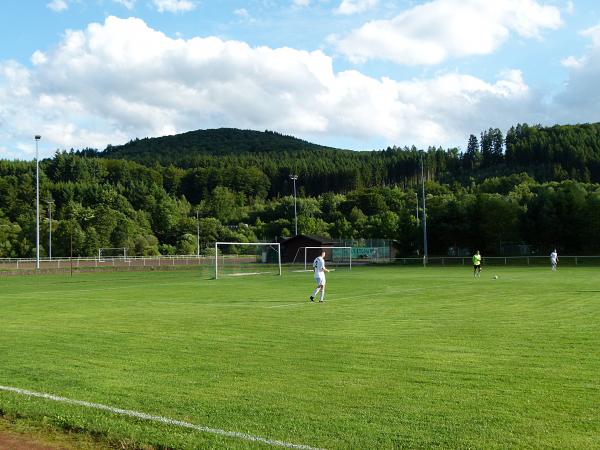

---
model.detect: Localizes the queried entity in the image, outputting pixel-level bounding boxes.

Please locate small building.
[279,234,336,263]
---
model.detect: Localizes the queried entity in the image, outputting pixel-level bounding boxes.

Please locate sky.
[1,0,599,159]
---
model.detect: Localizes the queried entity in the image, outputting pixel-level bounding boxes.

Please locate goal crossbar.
[214,242,281,279]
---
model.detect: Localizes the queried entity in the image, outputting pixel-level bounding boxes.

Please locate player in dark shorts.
[472,250,481,277]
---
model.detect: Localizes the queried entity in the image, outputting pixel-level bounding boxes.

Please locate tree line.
[1,124,600,258]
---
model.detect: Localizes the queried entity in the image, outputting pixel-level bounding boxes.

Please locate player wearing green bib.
[472,251,482,277]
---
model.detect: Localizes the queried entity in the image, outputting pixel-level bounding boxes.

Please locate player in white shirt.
[310,250,329,303]
[550,249,558,271]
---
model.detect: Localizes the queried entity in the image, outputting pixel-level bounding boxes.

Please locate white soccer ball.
[493,275,498,280]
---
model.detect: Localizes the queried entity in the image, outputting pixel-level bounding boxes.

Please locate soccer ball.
[493,275,498,280]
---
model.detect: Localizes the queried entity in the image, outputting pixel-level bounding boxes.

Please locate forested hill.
[93,123,600,196]
[3,122,600,259]
[102,128,348,164]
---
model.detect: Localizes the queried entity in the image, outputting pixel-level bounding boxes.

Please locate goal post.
[295,246,352,271]
[214,242,282,279]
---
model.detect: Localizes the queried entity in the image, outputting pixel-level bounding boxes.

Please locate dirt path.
[0,431,70,449]
[0,418,110,450]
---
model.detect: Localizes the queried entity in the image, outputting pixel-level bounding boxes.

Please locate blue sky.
[1,0,599,159]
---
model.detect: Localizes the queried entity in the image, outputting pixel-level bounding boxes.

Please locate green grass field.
[1,266,599,449]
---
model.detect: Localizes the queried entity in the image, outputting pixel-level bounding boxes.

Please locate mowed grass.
[0,266,599,449]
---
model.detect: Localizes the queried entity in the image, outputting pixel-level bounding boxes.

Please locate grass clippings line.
[0,385,324,450]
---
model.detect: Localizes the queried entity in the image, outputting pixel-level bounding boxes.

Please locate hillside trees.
[3,124,600,257]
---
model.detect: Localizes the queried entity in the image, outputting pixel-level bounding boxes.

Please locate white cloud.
[565,1,574,15]
[233,8,257,24]
[114,0,136,9]
[554,22,600,123]
[561,55,584,68]
[47,0,68,12]
[31,51,48,65]
[0,16,546,157]
[334,0,378,15]
[293,0,310,7]
[0,59,128,156]
[234,8,250,18]
[152,0,196,13]
[331,0,562,65]
[581,23,600,47]
[559,23,600,71]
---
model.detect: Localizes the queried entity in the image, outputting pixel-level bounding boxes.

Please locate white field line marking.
[329,293,376,301]
[266,303,306,309]
[0,385,324,450]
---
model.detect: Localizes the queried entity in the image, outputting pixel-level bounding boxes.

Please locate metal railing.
[0,255,211,272]
[390,255,600,266]
[1,254,599,275]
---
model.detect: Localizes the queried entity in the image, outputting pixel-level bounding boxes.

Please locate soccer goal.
[214,242,282,279]
[98,247,128,262]
[293,246,352,271]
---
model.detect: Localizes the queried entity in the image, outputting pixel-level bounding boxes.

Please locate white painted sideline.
[0,385,324,450]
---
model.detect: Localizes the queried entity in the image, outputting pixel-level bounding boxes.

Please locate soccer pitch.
[1,267,599,449]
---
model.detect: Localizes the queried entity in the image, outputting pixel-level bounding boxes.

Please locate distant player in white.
[550,249,558,271]
[310,250,329,303]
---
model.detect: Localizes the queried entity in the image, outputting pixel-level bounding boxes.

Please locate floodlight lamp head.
[35,135,41,140]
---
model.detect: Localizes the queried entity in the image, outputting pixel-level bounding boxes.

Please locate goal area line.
[0,385,323,450]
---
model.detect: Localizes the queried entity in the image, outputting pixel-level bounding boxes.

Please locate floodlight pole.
[421,154,428,267]
[47,199,54,260]
[70,217,74,277]
[415,192,419,225]
[196,209,200,258]
[290,175,298,236]
[35,135,41,270]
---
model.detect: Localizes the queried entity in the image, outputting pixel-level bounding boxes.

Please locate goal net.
[98,247,128,262]
[214,242,282,279]
[292,246,352,271]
